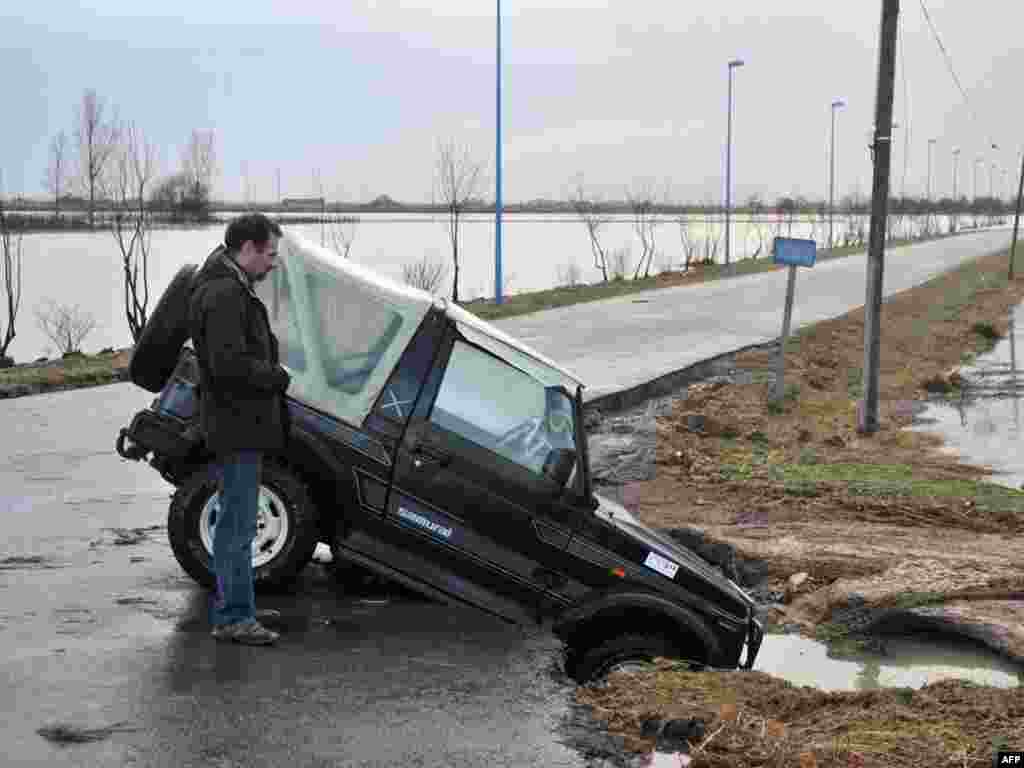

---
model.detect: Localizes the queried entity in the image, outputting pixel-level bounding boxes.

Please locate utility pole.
[926,138,937,202]
[859,0,900,435]
[1012,150,1024,280]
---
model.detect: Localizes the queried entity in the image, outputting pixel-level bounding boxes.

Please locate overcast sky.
[3,1,1021,204]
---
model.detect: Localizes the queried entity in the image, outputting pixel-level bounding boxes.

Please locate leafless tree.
[626,182,658,280]
[434,140,484,303]
[556,260,583,287]
[44,131,70,219]
[0,182,23,361]
[109,121,158,342]
[570,177,610,282]
[401,254,448,295]
[677,214,699,272]
[700,201,722,265]
[34,299,96,355]
[182,129,217,199]
[74,89,119,228]
[326,216,359,259]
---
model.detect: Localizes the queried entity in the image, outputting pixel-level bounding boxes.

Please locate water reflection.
[909,302,1024,489]
[755,634,1022,691]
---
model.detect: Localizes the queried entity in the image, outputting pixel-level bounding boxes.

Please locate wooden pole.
[772,265,798,402]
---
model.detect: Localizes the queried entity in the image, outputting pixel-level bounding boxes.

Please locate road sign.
[773,237,817,268]
[769,238,816,403]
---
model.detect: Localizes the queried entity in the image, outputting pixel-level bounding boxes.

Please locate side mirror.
[542,447,577,489]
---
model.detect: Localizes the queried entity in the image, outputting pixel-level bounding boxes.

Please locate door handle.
[411,444,452,468]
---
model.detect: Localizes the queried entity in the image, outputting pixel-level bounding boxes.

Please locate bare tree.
[326,216,359,259]
[401,254,448,295]
[74,89,119,228]
[34,300,96,355]
[434,140,484,303]
[627,182,658,280]
[44,131,70,219]
[0,181,23,362]
[109,121,158,342]
[570,177,611,282]
[700,200,722,265]
[181,129,218,221]
[677,214,699,272]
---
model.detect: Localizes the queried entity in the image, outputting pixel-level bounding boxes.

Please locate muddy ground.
[577,248,1024,767]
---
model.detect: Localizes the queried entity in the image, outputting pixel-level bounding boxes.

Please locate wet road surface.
[1,383,591,768]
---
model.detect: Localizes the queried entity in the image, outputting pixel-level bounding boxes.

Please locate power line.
[917,0,968,104]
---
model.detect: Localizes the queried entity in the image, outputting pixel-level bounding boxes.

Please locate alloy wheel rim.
[199,485,291,568]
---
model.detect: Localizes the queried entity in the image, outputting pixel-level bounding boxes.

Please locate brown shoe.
[211,619,279,645]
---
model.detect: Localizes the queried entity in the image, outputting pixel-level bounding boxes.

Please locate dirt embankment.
[581,248,1024,767]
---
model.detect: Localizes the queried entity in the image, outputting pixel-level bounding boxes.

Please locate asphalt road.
[493,229,1017,401]
[0,385,588,768]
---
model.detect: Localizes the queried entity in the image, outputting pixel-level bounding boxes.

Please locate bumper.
[740,616,764,670]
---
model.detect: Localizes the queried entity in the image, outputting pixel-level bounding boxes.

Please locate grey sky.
[3,1,1021,204]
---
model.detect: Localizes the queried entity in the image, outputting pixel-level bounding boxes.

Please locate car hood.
[592,492,755,611]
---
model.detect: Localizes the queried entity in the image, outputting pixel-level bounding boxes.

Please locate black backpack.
[129,263,199,393]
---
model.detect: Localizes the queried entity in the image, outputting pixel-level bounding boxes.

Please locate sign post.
[771,237,817,403]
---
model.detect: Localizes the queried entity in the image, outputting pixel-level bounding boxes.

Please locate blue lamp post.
[495,0,504,304]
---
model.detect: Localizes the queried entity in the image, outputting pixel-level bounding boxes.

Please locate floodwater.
[7,211,976,360]
[908,303,1024,489]
[755,633,1022,691]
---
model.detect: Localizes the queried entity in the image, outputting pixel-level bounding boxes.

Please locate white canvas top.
[269,232,585,428]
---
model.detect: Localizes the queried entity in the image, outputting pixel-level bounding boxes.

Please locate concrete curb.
[583,338,782,416]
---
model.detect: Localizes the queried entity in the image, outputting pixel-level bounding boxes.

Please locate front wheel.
[568,633,679,683]
[168,460,319,591]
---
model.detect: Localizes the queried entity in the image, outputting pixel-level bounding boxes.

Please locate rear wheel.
[168,461,319,591]
[568,633,680,683]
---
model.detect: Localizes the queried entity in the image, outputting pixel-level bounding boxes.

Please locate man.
[189,213,291,645]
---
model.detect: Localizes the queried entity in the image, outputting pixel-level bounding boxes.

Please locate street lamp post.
[952,148,960,200]
[975,158,982,203]
[724,58,744,276]
[494,0,504,304]
[829,99,845,249]
[926,138,937,201]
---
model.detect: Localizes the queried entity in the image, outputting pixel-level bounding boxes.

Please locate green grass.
[0,351,124,389]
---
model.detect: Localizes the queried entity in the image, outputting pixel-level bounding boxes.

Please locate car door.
[382,325,583,624]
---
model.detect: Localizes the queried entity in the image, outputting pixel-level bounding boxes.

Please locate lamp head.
[728,59,745,68]
[832,99,846,109]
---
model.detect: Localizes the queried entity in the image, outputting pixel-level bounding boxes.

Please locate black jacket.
[188,247,290,456]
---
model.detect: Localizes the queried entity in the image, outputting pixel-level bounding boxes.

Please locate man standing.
[189,213,290,645]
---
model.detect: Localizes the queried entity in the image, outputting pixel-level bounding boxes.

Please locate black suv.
[116,233,762,681]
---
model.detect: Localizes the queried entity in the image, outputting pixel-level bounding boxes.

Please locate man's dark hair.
[224,213,283,252]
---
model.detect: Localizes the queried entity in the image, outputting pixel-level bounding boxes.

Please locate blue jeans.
[210,451,262,626]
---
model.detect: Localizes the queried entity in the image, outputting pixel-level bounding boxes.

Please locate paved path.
[492,229,1016,403]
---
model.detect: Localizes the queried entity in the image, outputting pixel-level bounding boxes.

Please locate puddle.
[908,303,1024,489]
[755,633,1023,691]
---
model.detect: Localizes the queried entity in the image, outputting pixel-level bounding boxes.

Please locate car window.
[306,264,404,395]
[371,316,441,427]
[430,340,577,476]
[258,259,307,372]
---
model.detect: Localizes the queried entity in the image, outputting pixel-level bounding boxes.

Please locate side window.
[430,340,577,475]
[258,259,307,372]
[305,265,404,395]
[369,315,442,427]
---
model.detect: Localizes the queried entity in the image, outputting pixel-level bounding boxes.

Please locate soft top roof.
[284,232,585,390]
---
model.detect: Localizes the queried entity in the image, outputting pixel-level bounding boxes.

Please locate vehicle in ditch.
[115,232,763,681]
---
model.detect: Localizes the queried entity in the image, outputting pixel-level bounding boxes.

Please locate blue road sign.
[773,237,817,267]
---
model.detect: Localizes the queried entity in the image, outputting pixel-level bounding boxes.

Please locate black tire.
[168,460,320,591]
[130,264,197,393]
[568,633,678,683]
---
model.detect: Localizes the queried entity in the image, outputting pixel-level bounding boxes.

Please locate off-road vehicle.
[116,233,763,681]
